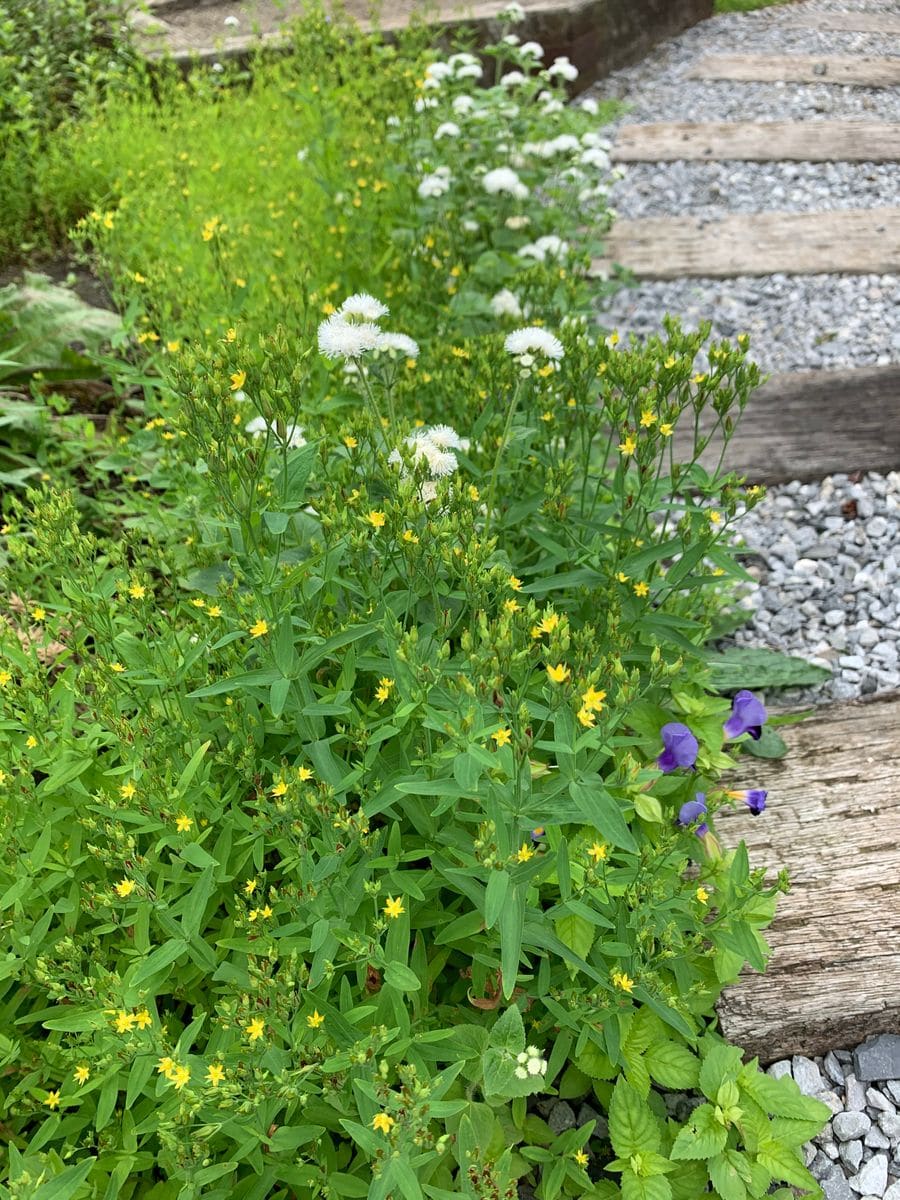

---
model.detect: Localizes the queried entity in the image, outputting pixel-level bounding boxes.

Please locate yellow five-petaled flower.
[517,843,535,863]
[245,1016,266,1042]
[307,1009,325,1029]
[206,1063,225,1087]
[175,814,193,832]
[633,581,649,598]
[372,1112,395,1134]
[74,1064,90,1085]
[115,878,136,899]
[696,886,710,904]
[383,896,405,920]
[270,779,288,797]
[574,1150,589,1167]
[45,1090,60,1109]
[546,663,570,685]
[492,727,512,748]
[249,618,268,638]
[366,510,386,530]
[618,434,637,456]
[612,970,634,993]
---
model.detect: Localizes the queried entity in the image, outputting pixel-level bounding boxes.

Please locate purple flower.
[723,690,768,741]
[678,794,709,838]
[744,788,767,815]
[657,722,699,773]
[531,826,546,841]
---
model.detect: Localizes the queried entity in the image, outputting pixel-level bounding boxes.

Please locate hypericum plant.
[0,285,827,1197]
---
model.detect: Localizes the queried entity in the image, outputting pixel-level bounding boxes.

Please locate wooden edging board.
[611,120,900,163]
[716,693,900,1061]
[689,54,900,88]
[782,10,900,34]
[595,207,900,279]
[672,365,900,486]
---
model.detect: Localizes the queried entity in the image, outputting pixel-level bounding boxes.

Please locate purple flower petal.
[678,794,708,833]
[744,789,767,815]
[657,722,699,773]
[723,690,768,741]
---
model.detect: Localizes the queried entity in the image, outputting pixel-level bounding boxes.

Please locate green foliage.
[713,0,792,11]
[0,9,826,1199]
[706,647,831,691]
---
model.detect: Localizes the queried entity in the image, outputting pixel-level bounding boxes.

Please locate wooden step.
[611,119,900,163]
[716,694,900,1060]
[689,53,900,88]
[783,10,900,33]
[673,365,900,485]
[597,207,900,279]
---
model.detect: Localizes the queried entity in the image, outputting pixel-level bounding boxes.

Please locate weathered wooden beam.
[716,694,900,1061]
[782,10,900,33]
[689,53,900,88]
[596,208,900,279]
[611,120,900,163]
[673,365,900,486]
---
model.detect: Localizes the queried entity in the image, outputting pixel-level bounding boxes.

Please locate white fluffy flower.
[418,170,452,198]
[500,70,527,87]
[456,63,483,80]
[582,132,612,149]
[452,94,476,114]
[580,96,599,115]
[425,61,453,82]
[414,96,438,113]
[517,1052,529,1065]
[386,115,401,127]
[527,1057,542,1076]
[389,425,468,480]
[547,55,578,81]
[503,33,521,45]
[244,415,267,437]
[427,424,470,451]
[317,314,382,360]
[580,146,610,170]
[223,14,240,26]
[245,417,306,448]
[520,41,544,58]
[461,218,479,233]
[500,1,525,22]
[505,326,564,362]
[376,331,419,358]
[517,234,569,262]
[434,121,461,140]
[490,288,523,319]
[505,214,530,230]
[482,167,529,200]
[339,292,389,322]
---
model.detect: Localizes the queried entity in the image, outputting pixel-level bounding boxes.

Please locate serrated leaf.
[623,1043,651,1099]
[698,1042,744,1100]
[738,1066,832,1123]
[669,1104,727,1160]
[756,1141,818,1191]
[621,1169,672,1200]
[608,1078,660,1157]
[645,1040,700,1090]
[707,647,831,691]
[708,1151,748,1200]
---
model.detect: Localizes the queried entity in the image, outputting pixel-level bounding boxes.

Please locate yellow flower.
[270,779,288,797]
[402,529,419,544]
[343,435,358,449]
[618,434,637,456]
[259,905,273,919]
[659,423,673,437]
[383,896,405,919]
[639,410,657,428]
[581,686,606,713]
[248,908,259,922]
[32,606,46,621]
[375,677,395,703]
[531,612,560,638]
[171,1064,191,1089]
[206,604,222,617]
[633,581,649,598]
[120,781,137,800]
[157,1056,176,1076]
[245,1016,266,1042]
[691,372,707,384]
[297,766,313,782]
[128,583,146,600]
[175,814,193,832]
[663,355,677,369]
[577,706,596,728]
[244,879,257,896]
[492,727,512,748]
[25,734,37,748]
[508,575,522,591]
[612,970,634,993]
[44,1090,60,1109]
[546,663,570,685]
[615,572,629,584]
[115,1010,137,1033]
[468,484,480,501]
[307,1009,325,1029]
[191,597,206,608]
[110,662,125,673]
[234,278,246,289]
[504,599,521,614]
[226,327,237,342]
[588,842,607,863]
[135,1009,153,1029]
[0,670,11,687]
[74,1064,90,1085]
[708,510,722,525]
[574,1150,589,1167]
[166,340,180,354]
[366,510,386,530]
[230,370,246,391]
[206,1063,225,1087]
[115,878,136,899]
[696,886,710,904]
[249,618,268,638]
[516,843,535,863]
[372,1112,395,1134]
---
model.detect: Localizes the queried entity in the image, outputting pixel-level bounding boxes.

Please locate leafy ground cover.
[0,7,829,1200]
[713,0,792,13]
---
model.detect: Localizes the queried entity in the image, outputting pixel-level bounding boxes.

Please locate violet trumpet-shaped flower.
[678,794,709,838]
[727,788,767,815]
[723,690,768,741]
[657,722,699,773]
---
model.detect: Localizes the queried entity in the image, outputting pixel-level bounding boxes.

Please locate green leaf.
[569,780,637,852]
[738,1066,832,1123]
[499,885,524,998]
[484,870,509,930]
[669,1104,727,1160]
[555,912,595,962]
[707,648,830,691]
[263,510,291,535]
[645,1040,700,1090]
[31,1158,97,1200]
[608,1079,660,1157]
[708,1151,748,1200]
[741,726,788,759]
[756,1140,819,1191]
[489,1004,525,1055]
[698,1042,744,1100]
[634,792,663,823]
[621,1169,672,1200]
[130,939,188,987]
[383,962,421,992]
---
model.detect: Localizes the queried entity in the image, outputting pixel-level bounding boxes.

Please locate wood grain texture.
[716,694,900,1060]
[689,54,900,88]
[673,365,900,485]
[611,120,900,163]
[783,10,900,33]
[596,208,900,278]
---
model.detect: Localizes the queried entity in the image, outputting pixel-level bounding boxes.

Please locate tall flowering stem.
[484,381,522,538]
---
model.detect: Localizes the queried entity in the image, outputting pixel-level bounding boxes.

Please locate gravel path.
[585,0,900,372]
[731,471,900,704]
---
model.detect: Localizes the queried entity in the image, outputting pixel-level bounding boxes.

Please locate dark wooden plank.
[673,365,900,485]
[716,694,900,1060]
[596,208,900,278]
[611,120,900,163]
[689,53,900,88]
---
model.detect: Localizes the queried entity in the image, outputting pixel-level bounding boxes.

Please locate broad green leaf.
[383,962,421,992]
[621,1169,672,1200]
[741,726,788,760]
[569,780,637,852]
[634,792,663,823]
[130,939,188,987]
[263,510,291,535]
[738,1067,832,1123]
[645,1040,700,1090]
[756,1140,819,1191]
[608,1078,660,1157]
[669,1104,727,1160]
[698,1041,744,1100]
[31,1158,97,1200]
[708,1151,748,1200]
[707,647,830,691]
[555,913,594,962]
